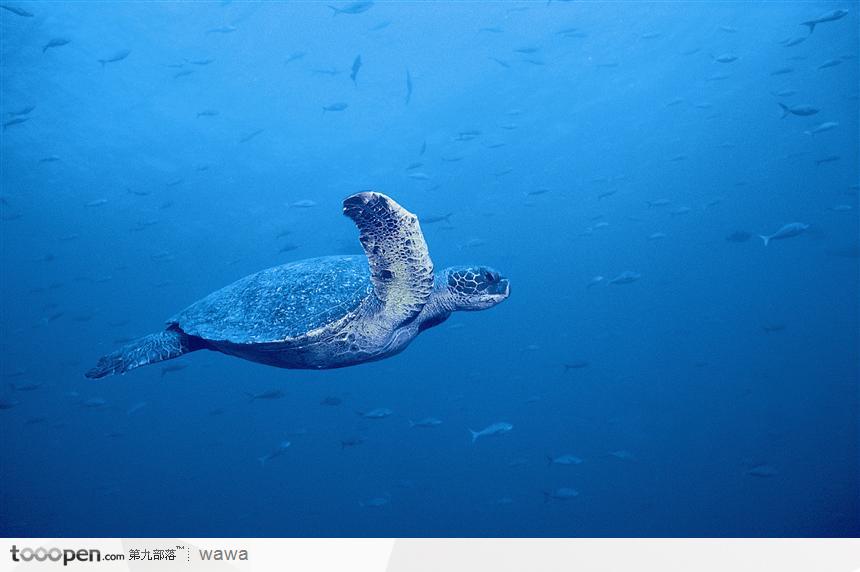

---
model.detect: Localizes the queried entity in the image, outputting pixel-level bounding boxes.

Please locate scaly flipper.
[85,327,196,379]
[342,191,434,325]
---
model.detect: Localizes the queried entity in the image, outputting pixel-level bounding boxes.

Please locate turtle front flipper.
[85,327,198,379]
[343,192,434,325]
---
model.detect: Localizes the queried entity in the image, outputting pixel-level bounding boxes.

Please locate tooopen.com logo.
[10,545,122,566]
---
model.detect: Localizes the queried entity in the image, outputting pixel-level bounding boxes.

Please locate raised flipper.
[342,191,434,325]
[85,327,197,379]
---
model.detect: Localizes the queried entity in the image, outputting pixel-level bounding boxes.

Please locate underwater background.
[1,1,858,537]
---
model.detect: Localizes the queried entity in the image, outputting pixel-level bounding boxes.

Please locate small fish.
[586,276,604,288]
[770,88,797,97]
[257,440,291,466]
[408,172,430,181]
[3,117,28,130]
[725,230,752,243]
[801,9,849,33]
[7,105,35,117]
[711,53,738,63]
[340,437,365,448]
[290,199,317,208]
[0,397,21,410]
[646,198,671,207]
[405,69,412,105]
[40,155,61,163]
[196,109,219,118]
[815,155,840,166]
[246,389,285,401]
[489,57,510,68]
[285,51,306,64]
[207,25,237,34]
[320,396,342,406]
[42,38,70,53]
[648,232,667,240]
[818,58,843,70]
[322,102,348,113]
[609,271,641,285]
[547,454,584,466]
[759,222,809,246]
[670,206,692,216]
[81,397,108,409]
[783,36,807,47]
[564,361,589,372]
[762,323,786,333]
[779,103,820,118]
[746,464,778,478]
[409,417,442,428]
[804,121,838,136]
[543,487,579,502]
[469,422,512,443]
[0,4,34,17]
[328,1,374,16]
[173,70,194,79]
[10,381,42,391]
[350,54,362,85]
[239,128,264,143]
[85,199,108,208]
[608,449,635,460]
[98,49,131,67]
[160,363,187,378]
[770,66,794,76]
[357,407,392,419]
[422,213,452,225]
[359,494,390,508]
[527,188,550,196]
[126,401,148,415]
[278,243,299,254]
[189,58,214,66]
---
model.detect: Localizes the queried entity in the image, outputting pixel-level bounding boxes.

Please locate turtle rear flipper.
[85,327,198,379]
[342,192,434,325]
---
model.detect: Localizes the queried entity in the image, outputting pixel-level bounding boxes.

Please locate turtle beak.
[493,277,510,301]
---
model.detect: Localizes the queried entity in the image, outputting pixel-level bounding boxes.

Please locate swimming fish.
[818,58,843,70]
[290,199,317,208]
[778,103,819,118]
[609,271,641,285]
[239,128,264,143]
[207,25,237,34]
[328,1,373,16]
[804,121,838,136]
[245,389,285,401]
[547,454,583,466]
[409,417,442,428]
[98,49,131,66]
[320,396,342,406]
[469,422,512,443]
[800,9,848,33]
[43,38,70,53]
[357,407,392,419]
[257,440,291,466]
[196,109,219,118]
[7,105,34,117]
[285,51,306,65]
[0,4,33,17]
[3,117,28,130]
[543,487,579,502]
[422,213,453,224]
[759,222,809,246]
[350,55,362,85]
[405,69,412,104]
[711,53,738,63]
[322,102,348,113]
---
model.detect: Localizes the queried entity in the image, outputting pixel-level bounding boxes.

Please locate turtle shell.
[171,255,372,343]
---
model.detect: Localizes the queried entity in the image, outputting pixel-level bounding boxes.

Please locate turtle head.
[441,266,510,311]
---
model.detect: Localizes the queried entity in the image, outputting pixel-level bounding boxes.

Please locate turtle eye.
[485,271,495,283]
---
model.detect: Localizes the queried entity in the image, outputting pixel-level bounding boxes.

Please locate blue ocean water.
[1,1,858,538]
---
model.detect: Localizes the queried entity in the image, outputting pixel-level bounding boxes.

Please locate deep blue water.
[1,1,858,537]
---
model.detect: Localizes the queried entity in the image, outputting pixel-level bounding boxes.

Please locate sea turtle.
[85,192,510,378]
